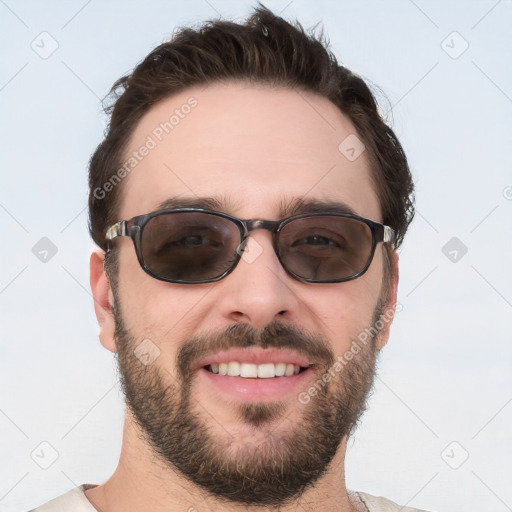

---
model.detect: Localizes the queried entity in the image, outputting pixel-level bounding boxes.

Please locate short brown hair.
[88,5,414,252]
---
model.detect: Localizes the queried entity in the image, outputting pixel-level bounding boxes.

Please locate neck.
[85,412,359,512]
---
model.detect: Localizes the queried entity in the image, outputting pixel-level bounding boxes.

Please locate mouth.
[195,348,316,401]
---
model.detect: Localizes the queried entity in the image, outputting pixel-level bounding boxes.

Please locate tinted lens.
[277,216,373,281]
[140,212,241,282]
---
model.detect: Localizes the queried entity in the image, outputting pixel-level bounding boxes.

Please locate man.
[31,5,426,512]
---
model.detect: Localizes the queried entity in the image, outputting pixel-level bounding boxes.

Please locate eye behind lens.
[139,211,242,282]
[277,216,373,282]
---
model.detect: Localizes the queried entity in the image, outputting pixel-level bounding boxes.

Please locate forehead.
[119,81,380,221]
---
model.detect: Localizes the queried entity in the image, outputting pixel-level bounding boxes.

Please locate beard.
[113,295,385,507]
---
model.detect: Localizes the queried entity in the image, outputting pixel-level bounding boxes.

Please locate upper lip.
[195,348,312,370]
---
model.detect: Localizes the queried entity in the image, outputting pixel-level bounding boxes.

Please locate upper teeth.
[209,362,302,378]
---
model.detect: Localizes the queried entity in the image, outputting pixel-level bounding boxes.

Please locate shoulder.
[356,491,433,512]
[28,484,98,512]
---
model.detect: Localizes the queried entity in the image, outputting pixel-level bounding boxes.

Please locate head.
[89,5,414,508]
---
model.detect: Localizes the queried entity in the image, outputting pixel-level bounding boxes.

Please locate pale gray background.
[1,1,511,511]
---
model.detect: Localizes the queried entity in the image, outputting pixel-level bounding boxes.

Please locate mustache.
[177,322,335,382]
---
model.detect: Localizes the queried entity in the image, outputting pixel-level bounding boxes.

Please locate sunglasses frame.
[105,208,395,284]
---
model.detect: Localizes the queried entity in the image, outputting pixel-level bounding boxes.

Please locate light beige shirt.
[29,484,432,511]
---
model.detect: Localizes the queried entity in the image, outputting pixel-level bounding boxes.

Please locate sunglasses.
[105,208,395,284]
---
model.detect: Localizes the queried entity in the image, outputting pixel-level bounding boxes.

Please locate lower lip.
[197,367,314,401]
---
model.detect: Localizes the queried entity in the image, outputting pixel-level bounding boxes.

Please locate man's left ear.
[376,248,399,350]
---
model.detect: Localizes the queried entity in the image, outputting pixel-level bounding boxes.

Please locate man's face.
[106,82,396,506]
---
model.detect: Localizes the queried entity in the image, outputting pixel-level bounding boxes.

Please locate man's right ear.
[90,249,116,353]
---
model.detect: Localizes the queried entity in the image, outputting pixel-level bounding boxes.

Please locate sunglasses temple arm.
[106,220,127,241]
[383,225,396,246]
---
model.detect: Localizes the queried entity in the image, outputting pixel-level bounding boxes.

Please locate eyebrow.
[156,196,230,212]
[155,196,358,219]
[278,197,357,218]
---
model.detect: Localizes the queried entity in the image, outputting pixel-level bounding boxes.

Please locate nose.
[216,232,301,329]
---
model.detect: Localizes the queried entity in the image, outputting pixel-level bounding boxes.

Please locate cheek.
[305,268,384,351]
[115,247,210,346]
[116,249,155,329]
[320,288,374,329]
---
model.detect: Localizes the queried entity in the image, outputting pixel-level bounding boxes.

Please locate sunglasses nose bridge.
[244,219,280,232]
[235,218,282,263]
[242,218,281,247]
